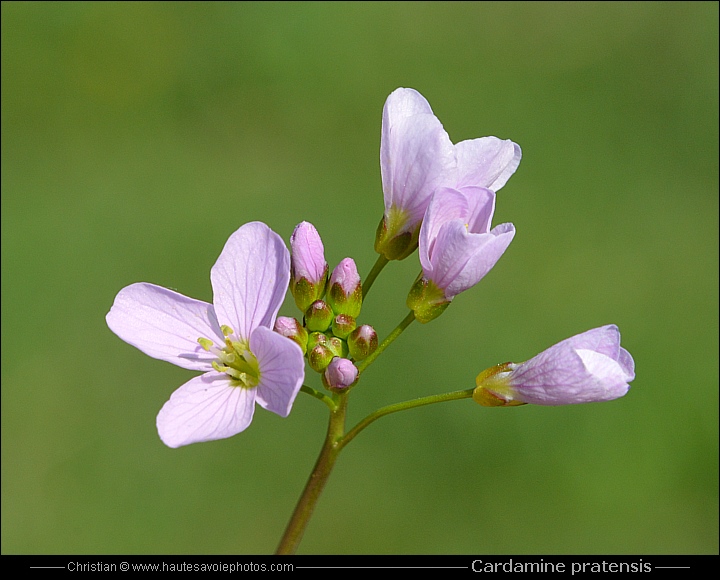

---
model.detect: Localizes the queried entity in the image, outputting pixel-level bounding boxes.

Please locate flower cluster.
[280,221,375,391]
[106,88,634,450]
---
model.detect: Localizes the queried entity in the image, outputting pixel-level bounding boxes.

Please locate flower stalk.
[356,310,416,375]
[275,392,349,555]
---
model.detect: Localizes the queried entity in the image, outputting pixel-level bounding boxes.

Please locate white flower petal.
[210,222,290,342]
[251,326,305,418]
[455,137,522,191]
[106,282,223,371]
[156,372,256,448]
[383,115,456,223]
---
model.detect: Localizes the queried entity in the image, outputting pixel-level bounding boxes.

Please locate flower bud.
[305,300,334,332]
[307,331,329,352]
[347,324,378,361]
[290,222,328,312]
[273,316,308,355]
[308,344,335,373]
[327,335,349,359]
[331,314,357,340]
[322,357,358,390]
[326,258,363,318]
[406,277,450,324]
[473,325,635,406]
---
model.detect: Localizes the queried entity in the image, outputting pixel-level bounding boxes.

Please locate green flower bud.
[347,324,378,360]
[406,276,450,324]
[327,335,349,359]
[305,300,334,332]
[331,314,357,340]
[307,331,329,352]
[308,344,334,373]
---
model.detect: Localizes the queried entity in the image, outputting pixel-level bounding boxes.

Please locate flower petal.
[250,326,305,417]
[106,282,223,371]
[420,188,470,274]
[455,137,522,191]
[381,107,455,229]
[210,222,290,342]
[463,187,497,234]
[562,325,622,360]
[427,219,515,299]
[382,88,434,125]
[156,372,256,448]
[290,221,327,284]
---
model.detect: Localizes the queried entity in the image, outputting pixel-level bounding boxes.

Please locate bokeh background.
[2,2,717,555]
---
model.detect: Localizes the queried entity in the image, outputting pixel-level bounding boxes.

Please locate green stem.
[362,254,389,298]
[300,384,337,411]
[356,310,416,375]
[275,392,349,555]
[338,389,475,451]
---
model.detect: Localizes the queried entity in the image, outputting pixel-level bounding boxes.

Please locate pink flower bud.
[324,357,358,390]
[290,222,328,312]
[326,258,363,318]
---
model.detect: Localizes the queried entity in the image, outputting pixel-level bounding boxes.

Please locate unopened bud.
[322,357,358,390]
[332,314,357,339]
[326,258,363,318]
[308,344,334,373]
[347,324,378,361]
[290,222,328,312]
[327,335,349,359]
[273,316,308,355]
[305,300,334,332]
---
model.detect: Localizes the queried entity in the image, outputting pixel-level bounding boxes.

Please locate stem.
[275,392,349,555]
[339,389,475,451]
[362,254,389,298]
[300,384,337,411]
[356,310,416,375]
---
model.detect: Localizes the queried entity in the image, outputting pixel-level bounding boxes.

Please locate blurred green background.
[2,1,717,555]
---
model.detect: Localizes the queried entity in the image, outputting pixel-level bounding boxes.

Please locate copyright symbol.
[120,562,129,572]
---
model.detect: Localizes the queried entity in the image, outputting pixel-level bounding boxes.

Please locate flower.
[106,222,305,448]
[473,325,635,406]
[375,87,521,260]
[323,357,358,390]
[407,186,515,323]
[290,221,328,312]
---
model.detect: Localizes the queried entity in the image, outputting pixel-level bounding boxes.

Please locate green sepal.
[406,277,451,323]
[374,212,420,261]
[290,265,328,313]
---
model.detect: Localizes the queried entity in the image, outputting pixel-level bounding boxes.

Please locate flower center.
[198,325,260,389]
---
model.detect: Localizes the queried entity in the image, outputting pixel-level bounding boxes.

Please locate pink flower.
[474,325,635,406]
[106,222,305,448]
[419,186,515,301]
[376,87,521,260]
